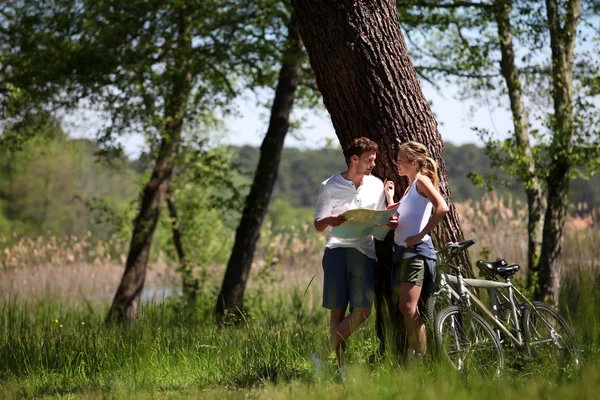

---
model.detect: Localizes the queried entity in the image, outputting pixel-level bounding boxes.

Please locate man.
[310,137,392,375]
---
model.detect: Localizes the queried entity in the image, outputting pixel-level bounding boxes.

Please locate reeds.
[1,193,598,306]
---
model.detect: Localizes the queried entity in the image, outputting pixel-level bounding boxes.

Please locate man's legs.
[322,248,375,366]
[329,308,346,366]
[328,307,371,367]
[318,306,370,367]
[313,248,374,370]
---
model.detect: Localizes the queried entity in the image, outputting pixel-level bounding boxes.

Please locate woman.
[385,141,449,356]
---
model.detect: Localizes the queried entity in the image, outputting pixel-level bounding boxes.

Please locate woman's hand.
[405,233,424,247]
[384,179,395,204]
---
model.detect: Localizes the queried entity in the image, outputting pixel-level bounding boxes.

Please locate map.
[331,203,400,240]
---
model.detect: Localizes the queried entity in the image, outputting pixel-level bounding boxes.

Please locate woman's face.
[396,148,415,176]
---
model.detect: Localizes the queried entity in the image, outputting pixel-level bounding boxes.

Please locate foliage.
[1,133,598,247]
[155,143,247,284]
[398,0,600,187]
[0,0,289,143]
[0,117,139,242]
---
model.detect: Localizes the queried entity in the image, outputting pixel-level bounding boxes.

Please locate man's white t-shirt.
[314,173,386,259]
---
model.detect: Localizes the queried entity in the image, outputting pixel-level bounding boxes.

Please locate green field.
[1,271,599,399]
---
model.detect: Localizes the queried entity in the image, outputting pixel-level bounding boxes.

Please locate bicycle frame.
[438,271,537,348]
[432,240,580,373]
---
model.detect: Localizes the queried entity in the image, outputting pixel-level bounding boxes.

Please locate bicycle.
[426,240,580,377]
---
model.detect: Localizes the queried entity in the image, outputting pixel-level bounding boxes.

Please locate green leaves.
[1,0,294,142]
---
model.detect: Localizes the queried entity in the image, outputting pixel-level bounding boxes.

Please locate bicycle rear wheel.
[522,301,580,371]
[435,306,504,377]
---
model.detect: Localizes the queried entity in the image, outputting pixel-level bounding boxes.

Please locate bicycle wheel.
[522,301,580,370]
[424,291,456,326]
[435,306,504,377]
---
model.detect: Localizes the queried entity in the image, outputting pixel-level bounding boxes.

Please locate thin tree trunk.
[525,188,544,287]
[39,174,51,233]
[167,196,198,300]
[106,9,192,322]
[536,0,580,307]
[215,13,303,317]
[492,0,544,285]
[291,0,469,353]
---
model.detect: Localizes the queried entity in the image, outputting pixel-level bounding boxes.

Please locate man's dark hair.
[344,137,378,165]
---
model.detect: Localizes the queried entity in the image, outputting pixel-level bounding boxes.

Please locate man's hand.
[387,215,398,230]
[314,215,346,232]
[326,215,346,227]
[405,233,424,247]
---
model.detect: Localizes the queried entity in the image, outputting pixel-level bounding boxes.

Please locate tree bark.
[492,0,544,286]
[215,13,303,317]
[106,8,192,322]
[291,0,469,352]
[536,0,580,307]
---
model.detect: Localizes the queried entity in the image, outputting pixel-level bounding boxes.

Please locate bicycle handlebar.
[445,239,476,253]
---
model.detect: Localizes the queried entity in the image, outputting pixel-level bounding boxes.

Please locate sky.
[66,82,514,159]
[224,83,513,151]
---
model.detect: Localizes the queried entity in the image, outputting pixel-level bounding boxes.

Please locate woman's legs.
[398,282,426,355]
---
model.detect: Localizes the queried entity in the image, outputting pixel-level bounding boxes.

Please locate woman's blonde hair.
[399,141,439,190]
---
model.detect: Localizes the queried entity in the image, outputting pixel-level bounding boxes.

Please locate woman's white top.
[394,176,433,256]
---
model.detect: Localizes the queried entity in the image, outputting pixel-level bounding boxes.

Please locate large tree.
[290,0,469,350]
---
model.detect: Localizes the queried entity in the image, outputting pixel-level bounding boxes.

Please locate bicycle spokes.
[436,307,504,377]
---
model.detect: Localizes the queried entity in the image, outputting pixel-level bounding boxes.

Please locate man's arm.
[314,215,346,232]
[313,183,346,232]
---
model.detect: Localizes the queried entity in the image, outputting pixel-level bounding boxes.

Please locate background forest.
[2,130,600,244]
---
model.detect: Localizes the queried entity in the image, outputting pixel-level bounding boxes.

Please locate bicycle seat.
[476,259,509,276]
[496,264,521,278]
[476,259,521,279]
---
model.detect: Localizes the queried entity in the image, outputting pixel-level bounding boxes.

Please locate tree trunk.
[291,0,469,353]
[536,0,580,307]
[106,9,192,322]
[525,187,544,287]
[492,0,544,285]
[167,196,198,301]
[215,13,303,317]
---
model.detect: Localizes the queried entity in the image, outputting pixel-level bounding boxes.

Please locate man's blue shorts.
[322,247,376,309]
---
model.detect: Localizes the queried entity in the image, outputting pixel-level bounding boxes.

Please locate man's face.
[353,151,376,175]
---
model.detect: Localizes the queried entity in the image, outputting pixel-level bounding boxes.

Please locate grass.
[0,274,599,399]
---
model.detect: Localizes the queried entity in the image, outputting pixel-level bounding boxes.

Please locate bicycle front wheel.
[522,301,580,371]
[435,306,504,377]
[425,291,455,326]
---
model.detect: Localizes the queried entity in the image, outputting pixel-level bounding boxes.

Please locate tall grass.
[0,283,598,399]
[0,288,326,397]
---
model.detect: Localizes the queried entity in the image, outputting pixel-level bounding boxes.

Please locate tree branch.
[404,0,492,9]
[207,63,237,97]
